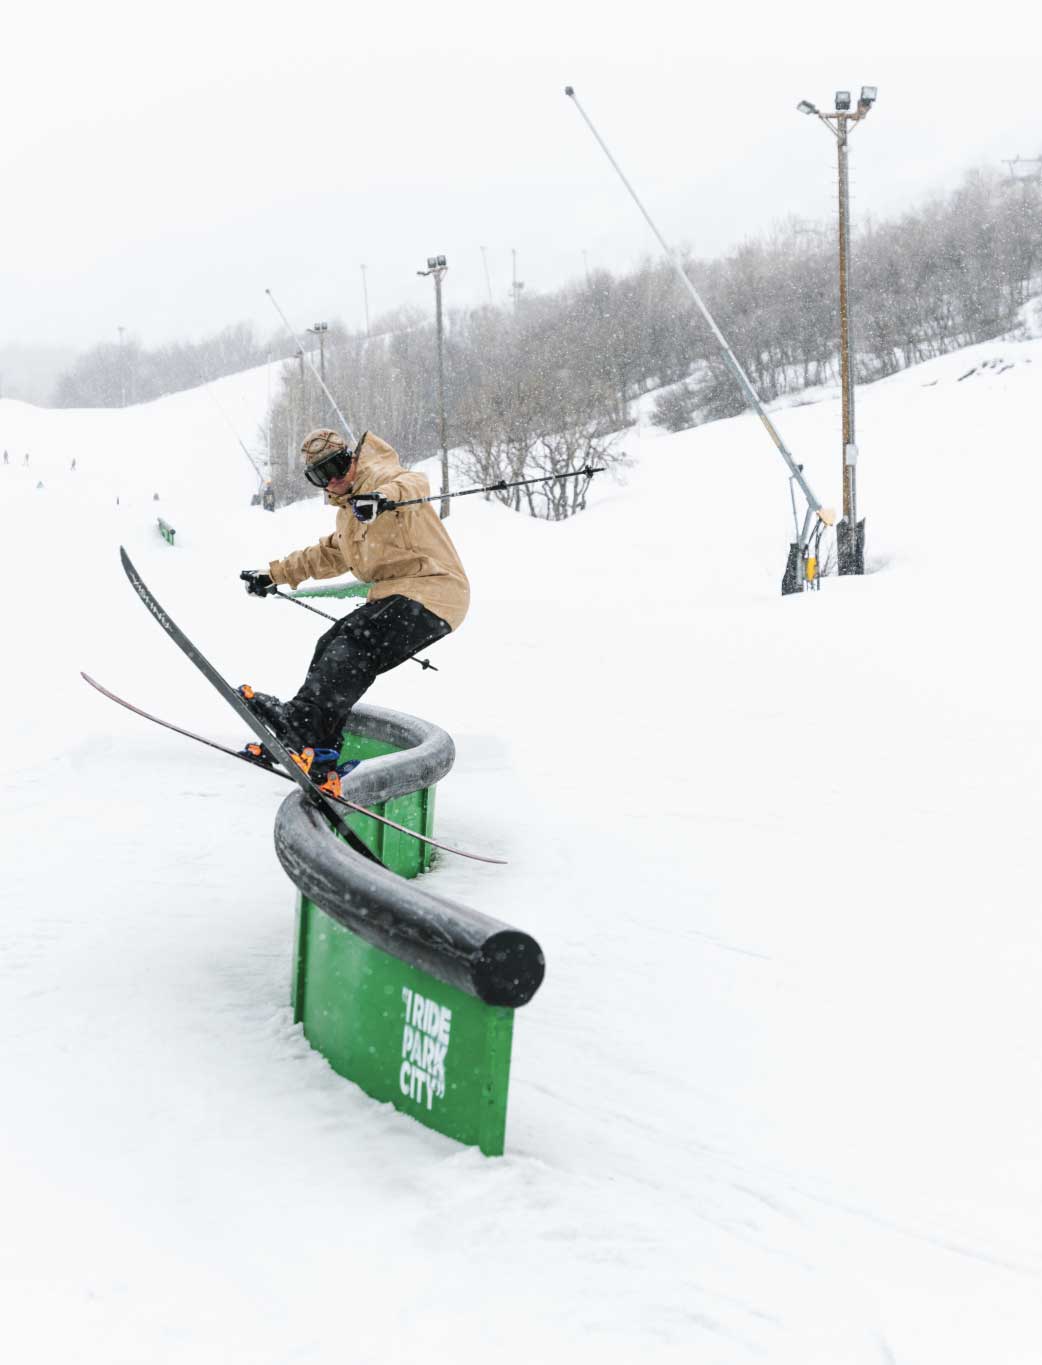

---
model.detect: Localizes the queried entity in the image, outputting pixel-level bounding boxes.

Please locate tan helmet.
[300,428,349,463]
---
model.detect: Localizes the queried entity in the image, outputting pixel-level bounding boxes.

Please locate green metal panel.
[336,732,433,876]
[292,904,514,1156]
[291,724,512,1153]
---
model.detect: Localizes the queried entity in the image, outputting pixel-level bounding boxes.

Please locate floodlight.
[797,100,817,115]
[436,254,447,268]
[834,90,851,111]
[427,256,438,269]
[858,85,878,111]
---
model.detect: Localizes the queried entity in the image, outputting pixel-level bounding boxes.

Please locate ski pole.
[268,588,438,671]
[265,289,358,449]
[389,464,606,510]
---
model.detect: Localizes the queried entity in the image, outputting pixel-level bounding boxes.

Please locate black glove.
[349,492,397,524]
[240,570,277,597]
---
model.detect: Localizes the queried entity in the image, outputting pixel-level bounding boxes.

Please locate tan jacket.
[268,434,470,631]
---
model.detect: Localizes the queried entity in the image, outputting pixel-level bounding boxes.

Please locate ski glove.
[349,492,397,524]
[240,570,277,597]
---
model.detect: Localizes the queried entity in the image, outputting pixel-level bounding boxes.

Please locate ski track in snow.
[1,348,1040,1363]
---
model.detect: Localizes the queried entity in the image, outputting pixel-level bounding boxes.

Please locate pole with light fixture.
[797,85,877,575]
[306,321,329,385]
[417,255,450,519]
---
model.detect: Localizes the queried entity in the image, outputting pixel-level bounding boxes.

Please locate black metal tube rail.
[272,702,545,1008]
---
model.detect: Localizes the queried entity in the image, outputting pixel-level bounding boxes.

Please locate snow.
[1,341,1040,1364]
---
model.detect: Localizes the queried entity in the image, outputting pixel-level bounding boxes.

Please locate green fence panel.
[292,902,514,1155]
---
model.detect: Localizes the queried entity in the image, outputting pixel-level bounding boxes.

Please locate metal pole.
[117,326,126,408]
[435,271,449,519]
[800,89,875,573]
[564,85,824,529]
[511,249,523,314]
[837,116,856,528]
[265,289,357,448]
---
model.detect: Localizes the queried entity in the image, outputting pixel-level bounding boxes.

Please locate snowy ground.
[1,346,1040,1364]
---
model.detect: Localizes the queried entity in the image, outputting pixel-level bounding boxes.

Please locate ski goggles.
[303,446,356,489]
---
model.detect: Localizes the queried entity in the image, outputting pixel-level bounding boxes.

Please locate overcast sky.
[4,1,1040,354]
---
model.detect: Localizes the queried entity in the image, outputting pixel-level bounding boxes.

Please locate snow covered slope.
[1,344,1039,1365]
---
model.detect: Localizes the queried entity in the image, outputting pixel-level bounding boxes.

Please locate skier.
[238,429,469,777]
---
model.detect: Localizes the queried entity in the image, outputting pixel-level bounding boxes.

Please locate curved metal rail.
[273,701,545,1008]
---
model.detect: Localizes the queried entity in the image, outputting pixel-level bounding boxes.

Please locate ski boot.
[238,684,303,747]
[289,746,362,799]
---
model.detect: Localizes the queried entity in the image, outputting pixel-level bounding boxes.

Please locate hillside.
[1,341,1039,1364]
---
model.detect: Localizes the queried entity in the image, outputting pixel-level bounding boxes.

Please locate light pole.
[306,321,328,384]
[417,255,450,519]
[798,85,877,575]
[360,265,371,338]
[117,325,127,408]
[511,248,524,314]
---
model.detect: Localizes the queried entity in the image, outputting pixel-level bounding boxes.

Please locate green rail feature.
[279,707,542,1157]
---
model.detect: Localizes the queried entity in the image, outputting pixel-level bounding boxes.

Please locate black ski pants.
[283,594,451,752]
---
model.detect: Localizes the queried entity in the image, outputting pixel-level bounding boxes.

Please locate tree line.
[50,323,286,408]
[266,163,1042,514]
[52,161,1042,519]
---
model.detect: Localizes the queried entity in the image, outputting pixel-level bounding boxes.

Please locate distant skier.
[23,452,29,466]
[70,457,77,472]
[239,429,468,775]
[261,480,276,512]
[2,450,8,465]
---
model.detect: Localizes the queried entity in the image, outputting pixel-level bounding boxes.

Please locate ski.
[115,547,503,869]
[80,671,506,866]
